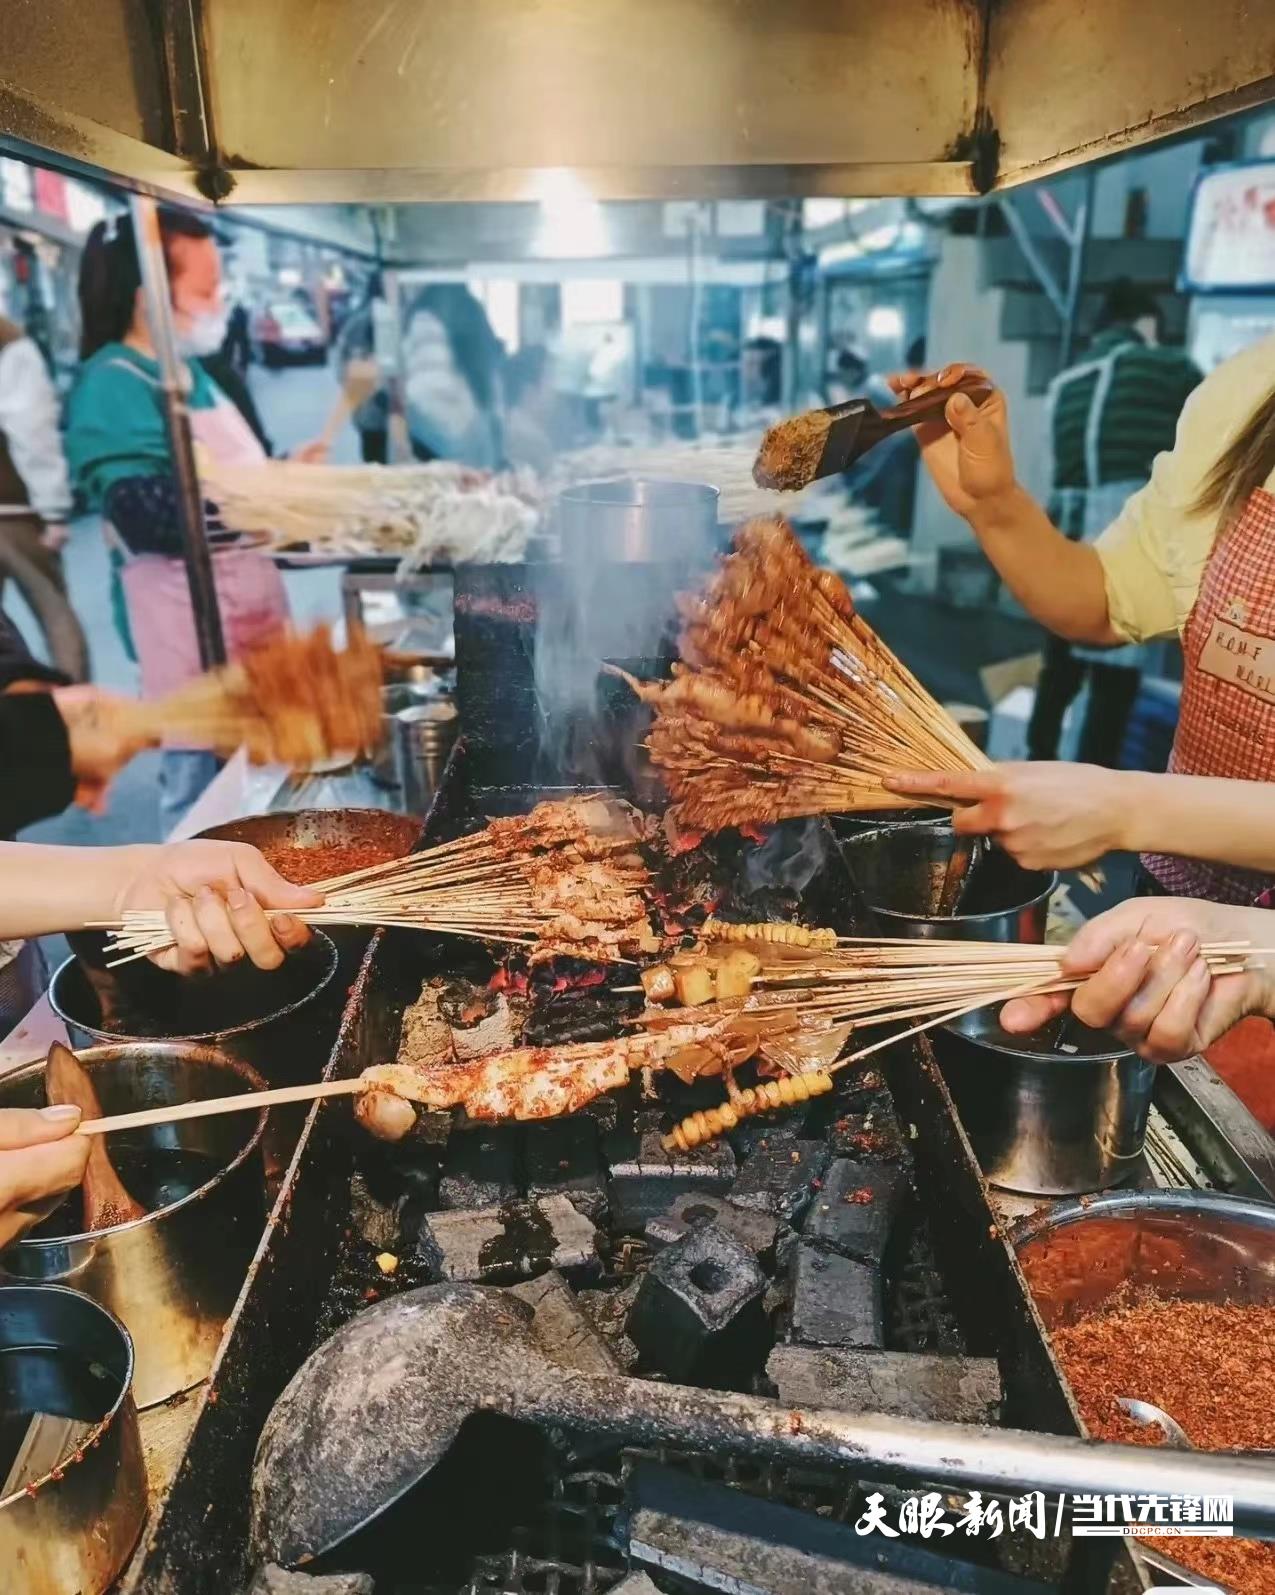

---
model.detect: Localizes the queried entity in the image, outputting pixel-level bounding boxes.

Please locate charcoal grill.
[115,728,1275,1595]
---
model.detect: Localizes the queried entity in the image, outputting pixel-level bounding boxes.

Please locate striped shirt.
[1050,326,1202,490]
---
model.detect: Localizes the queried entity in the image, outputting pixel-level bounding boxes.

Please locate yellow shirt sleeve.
[1092,332,1275,642]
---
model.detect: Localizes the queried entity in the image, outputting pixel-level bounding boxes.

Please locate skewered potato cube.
[713,948,761,999]
[641,964,677,1004]
[672,961,716,1007]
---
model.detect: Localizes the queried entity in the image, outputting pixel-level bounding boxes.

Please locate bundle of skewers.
[99,795,662,966]
[355,926,1265,1143]
[198,453,539,564]
[112,623,382,766]
[610,516,990,833]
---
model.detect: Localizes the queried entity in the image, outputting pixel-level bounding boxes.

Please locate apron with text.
[119,393,289,711]
[1143,486,1275,902]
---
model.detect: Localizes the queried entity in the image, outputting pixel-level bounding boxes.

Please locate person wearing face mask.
[65,209,319,831]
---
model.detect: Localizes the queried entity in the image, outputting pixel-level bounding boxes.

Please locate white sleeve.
[0,339,73,521]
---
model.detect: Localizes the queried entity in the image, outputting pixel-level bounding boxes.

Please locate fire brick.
[767,1344,1002,1424]
[510,1269,620,1376]
[726,1140,831,1225]
[418,1194,601,1284]
[524,1116,608,1224]
[645,1191,780,1266]
[802,1157,909,1269]
[626,1223,767,1385]
[788,1244,883,1349]
[606,1129,736,1233]
[437,1126,519,1209]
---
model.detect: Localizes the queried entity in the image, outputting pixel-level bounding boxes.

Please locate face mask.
[175,306,229,358]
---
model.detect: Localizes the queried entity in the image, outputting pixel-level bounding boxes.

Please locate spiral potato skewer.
[663,1070,834,1150]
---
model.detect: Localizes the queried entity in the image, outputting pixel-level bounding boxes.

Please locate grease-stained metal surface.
[7,0,1272,204]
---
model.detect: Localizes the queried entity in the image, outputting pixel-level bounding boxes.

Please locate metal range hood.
[1,0,1273,209]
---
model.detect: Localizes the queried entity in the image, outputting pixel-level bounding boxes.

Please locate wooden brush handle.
[874,372,992,436]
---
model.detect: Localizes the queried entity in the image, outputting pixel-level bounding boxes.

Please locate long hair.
[77,208,213,359]
[1191,384,1275,531]
[407,283,505,411]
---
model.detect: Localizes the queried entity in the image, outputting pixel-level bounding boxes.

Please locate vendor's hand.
[115,840,323,975]
[1000,897,1275,1064]
[40,521,70,554]
[291,439,329,464]
[884,363,1015,520]
[884,762,1130,871]
[0,1106,90,1249]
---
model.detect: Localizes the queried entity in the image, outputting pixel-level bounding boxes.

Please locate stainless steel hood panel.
[0,0,1272,206]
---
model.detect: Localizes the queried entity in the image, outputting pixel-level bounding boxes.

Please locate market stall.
[3,8,1275,1595]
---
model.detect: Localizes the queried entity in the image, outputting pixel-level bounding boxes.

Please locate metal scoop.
[249,1283,1275,1567]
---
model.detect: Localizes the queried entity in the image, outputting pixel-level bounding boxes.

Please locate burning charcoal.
[347,1171,399,1252]
[726,1140,831,1225]
[802,1157,910,1269]
[418,1195,601,1284]
[725,1107,812,1159]
[645,1192,779,1267]
[525,1116,607,1224]
[438,978,517,1061]
[578,1278,641,1372]
[250,1569,375,1594]
[789,1244,883,1349]
[828,1090,912,1167]
[438,1127,518,1209]
[767,1344,1002,1424]
[626,1223,767,1386]
[509,1269,620,1376]
[607,1129,736,1233]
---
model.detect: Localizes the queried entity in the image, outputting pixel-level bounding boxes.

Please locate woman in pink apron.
[67,209,319,833]
[877,346,1275,904]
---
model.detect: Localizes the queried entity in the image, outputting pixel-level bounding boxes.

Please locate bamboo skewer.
[77,1078,366,1137]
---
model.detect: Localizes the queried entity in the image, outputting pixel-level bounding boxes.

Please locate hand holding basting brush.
[753,370,993,492]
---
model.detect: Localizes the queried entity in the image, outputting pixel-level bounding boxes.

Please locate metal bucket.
[0,1044,267,1406]
[838,822,1056,943]
[0,1284,147,1594]
[827,808,946,842]
[394,700,459,815]
[49,929,339,1085]
[556,478,720,564]
[935,1011,1155,1194]
[372,682,439,787]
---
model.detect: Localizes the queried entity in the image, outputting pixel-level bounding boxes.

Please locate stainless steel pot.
[50,929,339,1086]
[0,1044,267,1406]
[936,1011,1155,1194]
[372,683,438,787]
[0,1283,147,1593]
[556,478,720,563]
[838,822,1056,943]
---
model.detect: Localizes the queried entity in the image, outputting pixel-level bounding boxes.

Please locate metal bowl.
[1014,1190,1275,1324]
[556,478,721,564]
[0,1284,147,1593]
[838,821,1056,943]
[936,1011,1155,1194]
[0,1044,268,1407]
[50,929,339,1084]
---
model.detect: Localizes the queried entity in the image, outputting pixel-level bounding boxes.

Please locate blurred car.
[252,301,327,367]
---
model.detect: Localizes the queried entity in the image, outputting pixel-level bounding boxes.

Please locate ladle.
[250,1283,1275,1567]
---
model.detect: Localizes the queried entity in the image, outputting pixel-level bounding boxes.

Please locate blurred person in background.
[1027,279,1202,766]
[0,308,89,680]
[403,284,504,469]
[65,209,322,834]
[334,279,391,464]
[503,345,559,474]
